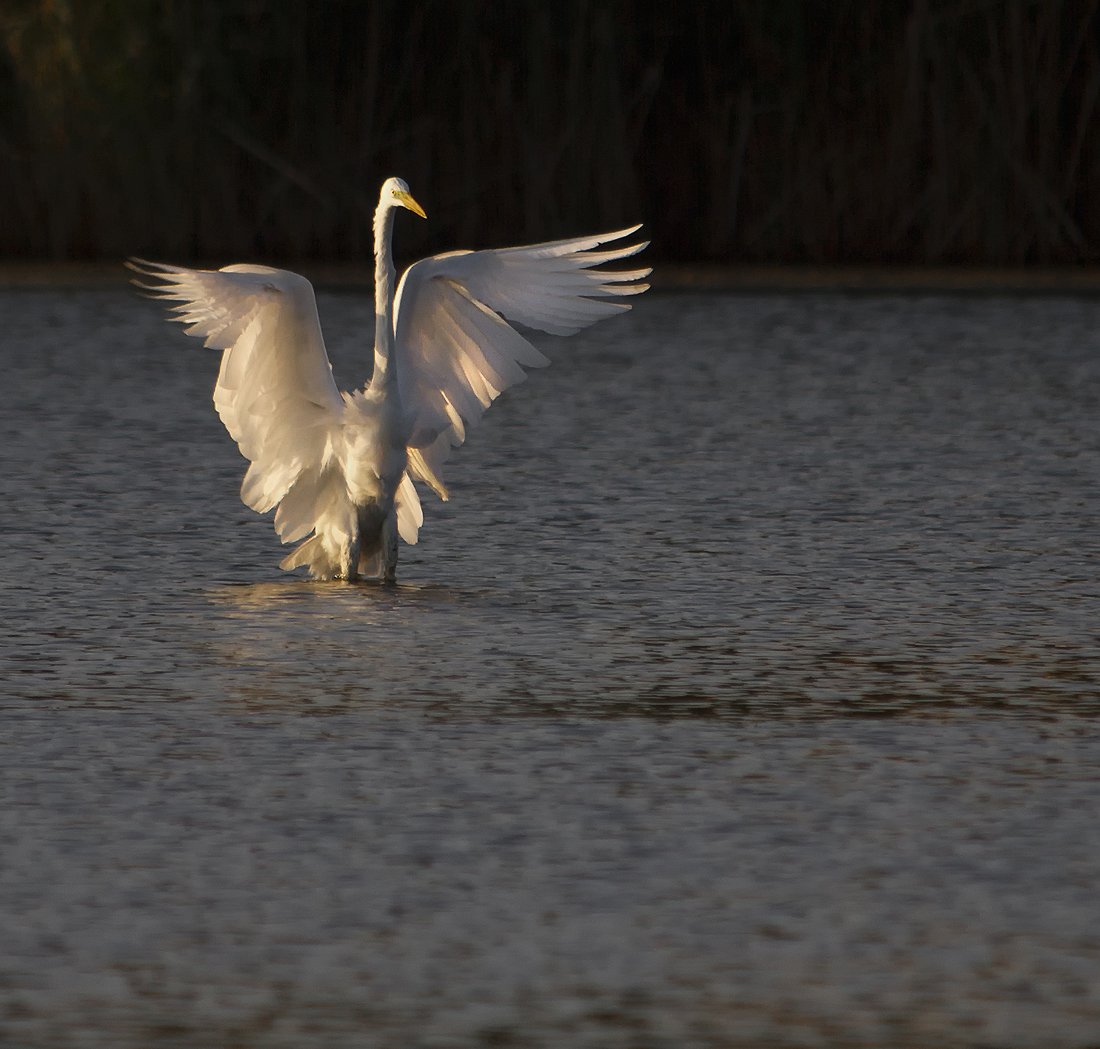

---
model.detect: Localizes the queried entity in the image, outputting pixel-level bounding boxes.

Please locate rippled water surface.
[3,287,1100,1047]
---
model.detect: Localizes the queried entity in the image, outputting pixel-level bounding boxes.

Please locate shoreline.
[4,261,1100,294]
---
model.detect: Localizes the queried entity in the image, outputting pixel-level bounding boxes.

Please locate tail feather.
[395,472,425,543]
[279,535,328,575]
[271,464,357,580]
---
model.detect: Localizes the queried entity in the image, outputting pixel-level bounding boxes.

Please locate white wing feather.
[128,260,352,549]
[393,225,649,498]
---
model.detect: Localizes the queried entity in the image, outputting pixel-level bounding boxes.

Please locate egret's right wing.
[129,260,346,529]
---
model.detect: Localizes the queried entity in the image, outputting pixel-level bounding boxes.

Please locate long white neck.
[369,201,397,392]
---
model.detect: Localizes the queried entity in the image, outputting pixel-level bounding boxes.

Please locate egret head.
[381,177,427,219]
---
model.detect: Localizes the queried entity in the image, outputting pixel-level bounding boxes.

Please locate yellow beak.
[396,190,427,219]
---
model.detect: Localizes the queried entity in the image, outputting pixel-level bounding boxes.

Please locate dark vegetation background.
[1,0,1098,265]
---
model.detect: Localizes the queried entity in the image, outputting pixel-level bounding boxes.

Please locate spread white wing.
[392,225,649,498]
[128,260,352,545]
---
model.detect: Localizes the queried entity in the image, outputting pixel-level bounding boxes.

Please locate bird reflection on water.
[207,577,475,621]
[201,579,499,713]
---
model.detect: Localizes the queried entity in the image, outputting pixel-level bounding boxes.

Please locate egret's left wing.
[393,225,649,497]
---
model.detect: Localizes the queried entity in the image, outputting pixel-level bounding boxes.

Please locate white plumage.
[131,177,649,581]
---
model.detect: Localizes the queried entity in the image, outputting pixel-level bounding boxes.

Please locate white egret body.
[132,178,649,581]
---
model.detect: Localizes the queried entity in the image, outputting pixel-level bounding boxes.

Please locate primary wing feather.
[393,226,649,497]
[128,259,347,534]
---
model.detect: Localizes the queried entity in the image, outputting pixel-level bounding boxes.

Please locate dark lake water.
[2,286,1099,1047]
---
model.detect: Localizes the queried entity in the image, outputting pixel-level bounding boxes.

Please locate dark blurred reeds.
[0,0,1098,263]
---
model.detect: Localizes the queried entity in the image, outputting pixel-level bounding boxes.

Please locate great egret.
[130,177,649,582]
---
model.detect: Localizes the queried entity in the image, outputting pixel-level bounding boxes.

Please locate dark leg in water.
[382,512,398,584]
